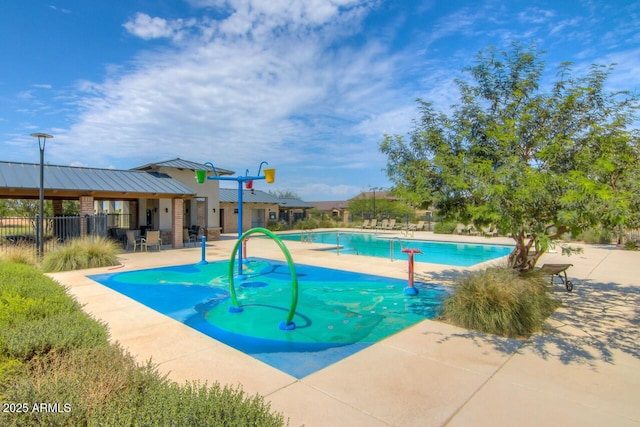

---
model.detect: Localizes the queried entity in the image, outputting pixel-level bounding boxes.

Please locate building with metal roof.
[133,158,234,176]
[0,161,195,199]
[0,158,231,249]
[218,188,312,233]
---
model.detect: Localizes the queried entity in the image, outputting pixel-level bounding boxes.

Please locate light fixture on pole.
[369,186,383,219]
[30,133,54,257]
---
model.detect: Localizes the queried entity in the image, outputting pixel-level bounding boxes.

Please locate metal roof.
[219,188,312,208]
[277,197,314,209]
[0,161,196,199]
[134,158,234,175]
[309,200,349,211]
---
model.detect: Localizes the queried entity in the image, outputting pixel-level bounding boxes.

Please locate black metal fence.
[1,214,132,255]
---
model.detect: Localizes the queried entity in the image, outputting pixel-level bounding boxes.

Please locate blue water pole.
[236,178,245,278]
[198,235,208,265]
[196,161,271,277]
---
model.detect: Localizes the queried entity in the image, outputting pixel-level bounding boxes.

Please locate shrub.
[2,345,156,426]
[440,267,560,338]
[0,263,83,328]
[266,220,287,231]
[0,244,38,267]
[625,240,639,251]
[433,221,457,234]
[1,311,109,361]
[576,228,613,244]
[41,236,121,272]
[0,261,288,426]
[293,218,319,230]
[95,378,287,426]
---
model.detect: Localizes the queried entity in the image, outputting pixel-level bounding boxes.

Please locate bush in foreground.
[0,262,288,426]
[41,236,121,272]
[439,267,560,338]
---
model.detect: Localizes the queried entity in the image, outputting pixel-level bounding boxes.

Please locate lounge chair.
[537,263,574,292]
[482,225,499,237]
[359,219,370,229]
[384,219,397,230]
[410,221,425,231]
[377,219,388,229]
[142,230,162,252]
[366,219,377,229]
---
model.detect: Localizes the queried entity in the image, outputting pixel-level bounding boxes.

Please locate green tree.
[268,189,301,199]
[347,193,414,222]
[380,43,639,270]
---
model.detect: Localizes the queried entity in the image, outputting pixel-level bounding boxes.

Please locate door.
[251,209,265,228]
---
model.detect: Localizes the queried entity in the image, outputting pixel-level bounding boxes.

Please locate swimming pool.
[277,231,513,267]
[89,258,449,378]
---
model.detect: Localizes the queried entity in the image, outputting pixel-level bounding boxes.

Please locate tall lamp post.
[369,186,383,220]
[30,133,54,257]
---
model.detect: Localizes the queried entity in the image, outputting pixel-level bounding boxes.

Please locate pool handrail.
[227,227,299,330]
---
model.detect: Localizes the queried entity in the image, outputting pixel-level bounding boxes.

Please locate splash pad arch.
[227,227,298,330]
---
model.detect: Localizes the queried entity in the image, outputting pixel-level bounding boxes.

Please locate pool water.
[89,258,449,378]
[277,231,513,266]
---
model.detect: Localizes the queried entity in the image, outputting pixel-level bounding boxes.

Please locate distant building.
[308,200,350,223]
[219,188,312,233]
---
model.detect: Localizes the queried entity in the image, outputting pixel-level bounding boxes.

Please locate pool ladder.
[336,233,358,256]
[300,230,314,243]
[390,237,405,262]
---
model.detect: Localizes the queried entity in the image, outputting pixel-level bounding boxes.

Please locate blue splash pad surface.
[89,258,449,378]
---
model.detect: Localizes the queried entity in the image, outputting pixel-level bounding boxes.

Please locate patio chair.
[366,219,377,229]
[183,228,196,247]
[189,225,201,240]
[141,230,162,252]
[384,219,397,230]
[125,230,142,252]
[359,219,370,229]
[377,219,388,230]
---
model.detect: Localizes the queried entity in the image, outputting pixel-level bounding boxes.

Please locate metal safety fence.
[0,214,132,255]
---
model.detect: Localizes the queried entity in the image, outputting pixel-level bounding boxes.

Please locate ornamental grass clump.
[0,243,38,267]
[41,235,121,272]
[440,267,560,338]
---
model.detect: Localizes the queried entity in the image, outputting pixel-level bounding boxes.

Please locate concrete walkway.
[50,231,640,426]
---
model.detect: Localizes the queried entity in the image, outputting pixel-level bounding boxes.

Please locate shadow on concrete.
[414,268,469,286]
[415,268,639,367]
[428,327,525,355]
[524,279,640,367]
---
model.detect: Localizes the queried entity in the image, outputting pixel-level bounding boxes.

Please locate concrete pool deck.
[50,230,640,426]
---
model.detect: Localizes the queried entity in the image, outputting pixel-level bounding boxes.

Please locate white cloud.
[57,0,400,177]
[123,13,195,41]
[517,7,555,24]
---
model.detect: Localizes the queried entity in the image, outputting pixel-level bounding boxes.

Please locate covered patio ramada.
[0,159,231,249]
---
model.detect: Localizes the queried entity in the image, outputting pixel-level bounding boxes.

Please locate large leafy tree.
[380,43,639,270]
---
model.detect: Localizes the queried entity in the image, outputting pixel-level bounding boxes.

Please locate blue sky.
[1,1,638,201]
